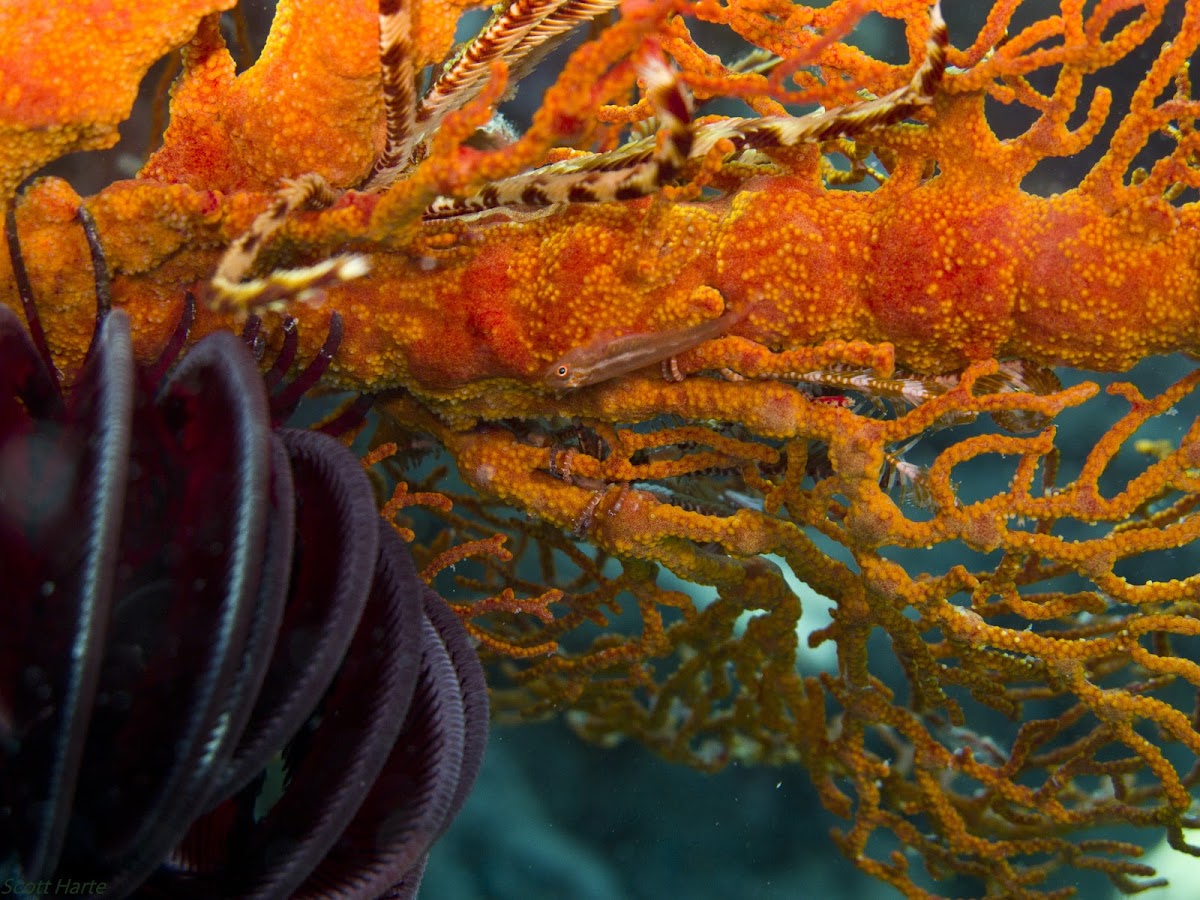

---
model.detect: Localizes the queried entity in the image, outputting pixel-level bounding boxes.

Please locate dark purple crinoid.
[0,214,487,898]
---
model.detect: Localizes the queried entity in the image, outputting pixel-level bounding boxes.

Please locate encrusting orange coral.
[4,0,1200,897]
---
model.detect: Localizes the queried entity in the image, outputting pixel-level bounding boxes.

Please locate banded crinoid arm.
[365,0,627,192]
[423,39,700,216]
[208,0,633,309]
[206,173,371,318]
[423,2,948,218]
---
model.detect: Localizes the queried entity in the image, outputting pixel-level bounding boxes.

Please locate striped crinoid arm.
[211,174,338,287]
[504,0,626,83]
[691,4,946,151]
[361,0,419,191]
[416,0,625,131]
[363,0,624,192]
[426,43,692,217]
[423,0,947,219]
[416,0,567,127]
[206,174,370,317]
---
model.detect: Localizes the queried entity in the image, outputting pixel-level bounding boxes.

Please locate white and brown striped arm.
[423,0,947,219]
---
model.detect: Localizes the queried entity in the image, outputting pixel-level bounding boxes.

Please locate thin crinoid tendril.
[206,174,369,316]
[363,0,626,192]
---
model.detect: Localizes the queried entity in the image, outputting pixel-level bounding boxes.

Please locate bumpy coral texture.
[3,0,1200,897]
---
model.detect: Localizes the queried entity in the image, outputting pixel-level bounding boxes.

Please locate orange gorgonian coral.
[4,0,1200,896]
